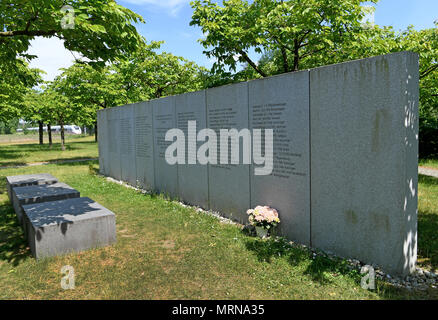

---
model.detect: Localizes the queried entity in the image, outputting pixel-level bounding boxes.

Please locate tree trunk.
[38,121,44,145]
[60,121,66,151]
[280,46,289,73]
[47,124,53,148]
[94,122,98,142]
[293,39,300,72]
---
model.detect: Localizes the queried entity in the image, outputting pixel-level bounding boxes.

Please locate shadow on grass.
[0,202,30,267]
[244,237,358,285]
[0,178,30,266]
[418,174,438,271]
[0,140,97,166]
[56,159,99,167]
[0,157,99,168]
[244,234,438,299]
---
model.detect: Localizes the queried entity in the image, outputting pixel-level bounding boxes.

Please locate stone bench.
[6,173,58,201]
[22,197,116,259]
[11,182,80,226]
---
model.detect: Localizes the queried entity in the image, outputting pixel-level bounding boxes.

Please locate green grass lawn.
[0,133,92,145]
[419,158,438,170]
[418,174,438,271]
[0,162,437,299]
[0,136,97,167]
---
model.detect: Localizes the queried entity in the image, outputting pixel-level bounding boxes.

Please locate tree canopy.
[0,58,43,122]
[190,0,377,76]
[48,41,207,135]
[0,0,144,65]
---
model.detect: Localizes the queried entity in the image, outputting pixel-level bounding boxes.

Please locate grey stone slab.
[176,91,209,208]
[120,103,137,185]
[310,52,419,275]
[12,182,80,225]
[98,109,110,176]
[207,82,250,223]
[97,109,102,173]
[22,197,116,259]
[249,71,311,245]
[108,106,122,181]
[134,101,155,190]
[153,96,178,197]
[6,173,58,202]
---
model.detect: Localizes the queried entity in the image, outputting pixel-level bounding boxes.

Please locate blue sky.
[29,0,438,81]
[119,0,438,68]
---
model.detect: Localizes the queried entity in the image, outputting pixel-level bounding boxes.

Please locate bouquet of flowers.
[246,206,280,231]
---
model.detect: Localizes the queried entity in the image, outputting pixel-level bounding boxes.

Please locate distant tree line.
[1,0,437,157]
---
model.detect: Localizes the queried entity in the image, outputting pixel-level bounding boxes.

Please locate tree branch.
[238,49,267,77]
[299,46,326,60]
[280,45,289,73]
[0,29,58,37]
[420,64,438,79]
[268,33,289,73]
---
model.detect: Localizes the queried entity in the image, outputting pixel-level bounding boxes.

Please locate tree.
[0,0,144,66]
[23,88,51,145]
[1,1,143,130]
[190,0,377,77]
[45,83,78,151]
[54,41,208,143]
[114,42,208,100]
[55,63,123,142]
[0,58,43,122]
[0,118,19,134]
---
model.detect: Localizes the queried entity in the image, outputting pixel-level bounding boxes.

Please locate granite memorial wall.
[97,52,419,275]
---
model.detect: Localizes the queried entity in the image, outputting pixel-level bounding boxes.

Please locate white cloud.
[121,0,189,16]
[27,37,77,81]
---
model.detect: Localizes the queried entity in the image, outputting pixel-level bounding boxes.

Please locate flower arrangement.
[246,206,280,233]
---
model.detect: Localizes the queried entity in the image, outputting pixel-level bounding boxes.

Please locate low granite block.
[12,182,80,226]
[22,197,116,259]
[6,173,58,202]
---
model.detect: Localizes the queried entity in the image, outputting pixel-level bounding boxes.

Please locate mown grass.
[419,158,438,170]
[0,136,97,167]
[0,133,91,145]
[0,162,437,300]
[418,174,438,271]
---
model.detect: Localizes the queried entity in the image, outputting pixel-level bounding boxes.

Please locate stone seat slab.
[11,182,80,226]
[22,197,116,259]
[6,173,58,201]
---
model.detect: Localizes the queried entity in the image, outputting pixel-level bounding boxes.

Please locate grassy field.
[419,158,438,170]
[418,174,438,270]
[0,138,436,299]
[0,135,97,167]
[0,162,437,299]
[0,133,92,145]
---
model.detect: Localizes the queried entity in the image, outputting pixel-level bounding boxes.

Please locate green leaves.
[40,41,207,128]
[0,0,147,125]
[190,0,376,75]
[0,58,43,122]
[114,42,208,101]
[0,0,144,65]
